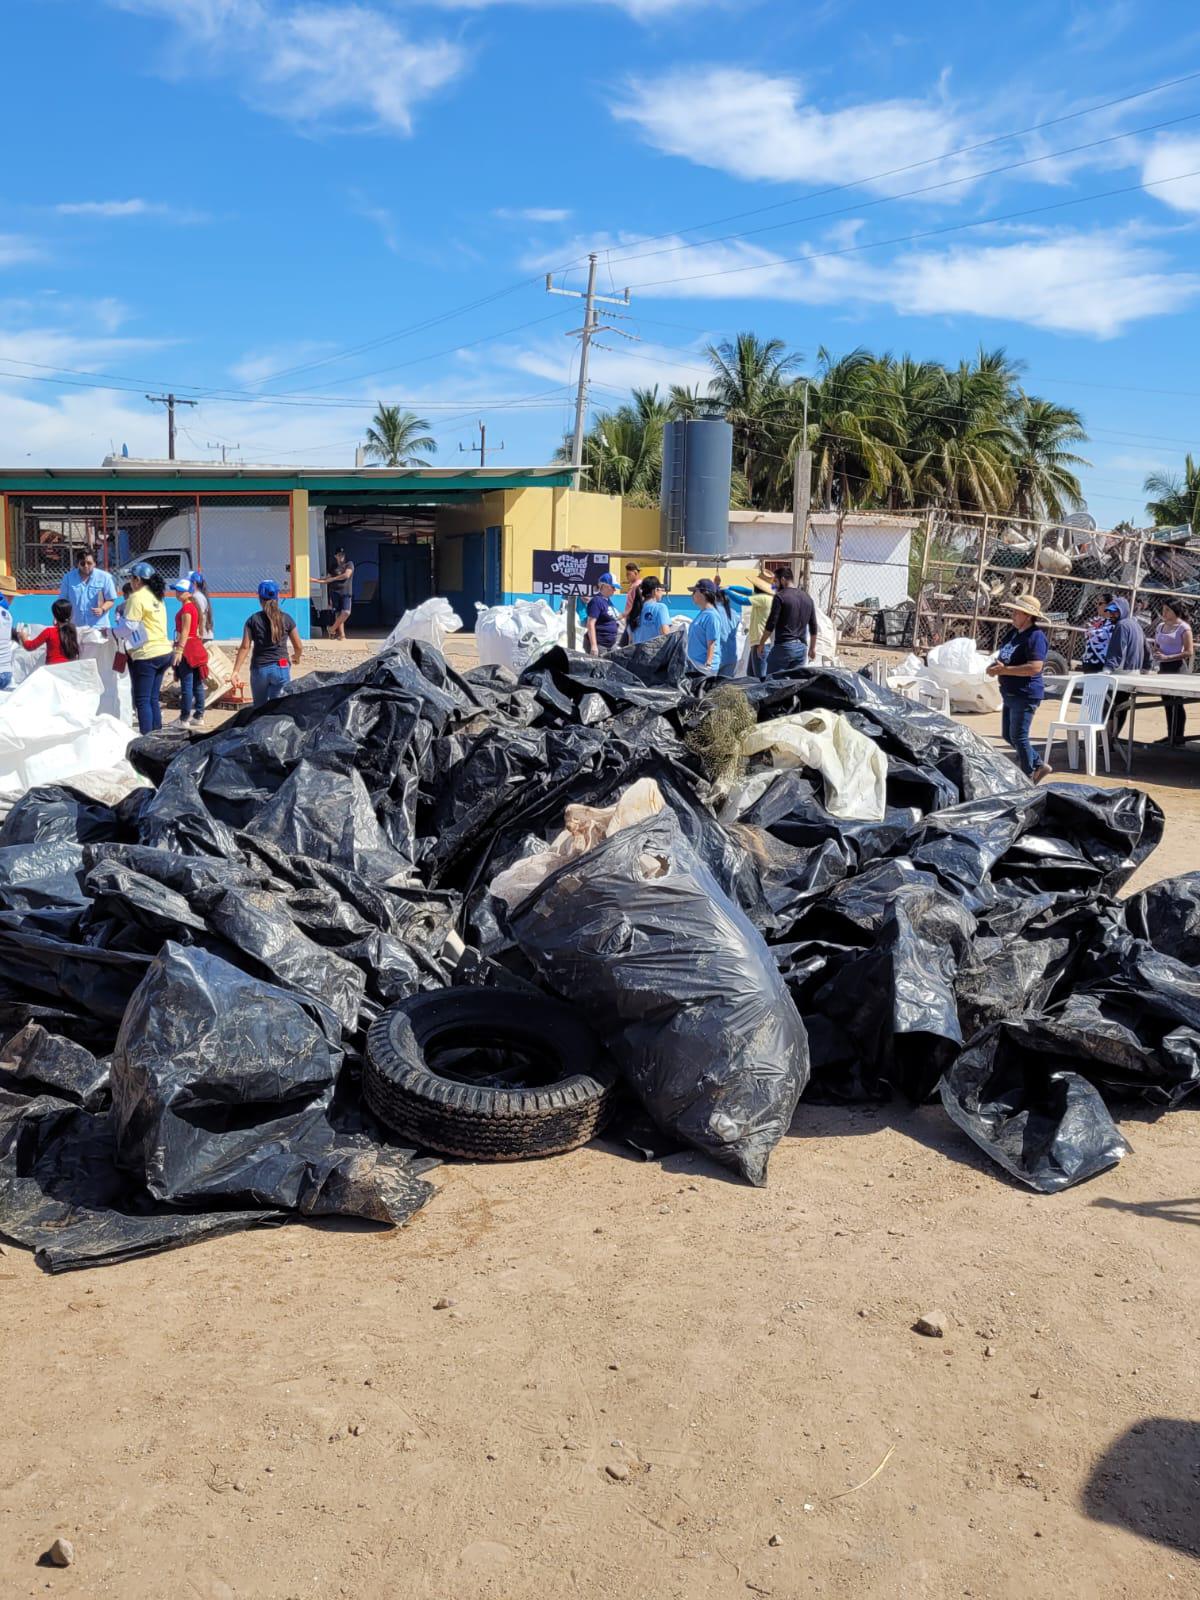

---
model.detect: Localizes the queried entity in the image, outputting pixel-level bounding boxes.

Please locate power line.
[625,165,1200,291]
[601,66,1200,262]
[212,64,1200,391]
[599,106,1200,271]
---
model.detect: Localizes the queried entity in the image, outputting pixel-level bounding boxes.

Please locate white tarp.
[475,599,566,676]
[0,658,147,814]
[490,777,666,908]
[385,598,463,654]
[722,708,888,822]
[921,637,1002,714]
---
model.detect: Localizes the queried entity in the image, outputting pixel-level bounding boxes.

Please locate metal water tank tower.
[660,418,733,556]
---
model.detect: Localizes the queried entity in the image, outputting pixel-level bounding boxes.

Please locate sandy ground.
[3,637,1199,1598]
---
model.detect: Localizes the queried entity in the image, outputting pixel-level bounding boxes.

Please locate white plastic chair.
[1043,673,1116,775]
[902,677,952,715]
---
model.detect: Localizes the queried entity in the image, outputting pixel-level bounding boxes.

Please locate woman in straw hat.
[0,568,18,691]
[986,592,1052,783]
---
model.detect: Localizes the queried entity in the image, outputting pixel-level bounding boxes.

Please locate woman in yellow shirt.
[122,562,173,733]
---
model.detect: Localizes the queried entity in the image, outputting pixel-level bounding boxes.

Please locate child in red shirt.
[20,599,80,665]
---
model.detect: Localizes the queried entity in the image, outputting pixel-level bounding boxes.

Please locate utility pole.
[546,254,630,490]
[459,421,504,467]
[791,379,813,590]
[145,392,197,461]
[205,440,239,465]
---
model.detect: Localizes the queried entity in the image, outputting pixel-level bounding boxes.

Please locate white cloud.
[55,198,210,223]
[494,207,573,223]
[493,330,709,395]
[530,225,1200,338]
[228,342,340,386]
[428,0,709,16]
[109,0,466,134]
[0,236,43,268]
[1142,134,1200,214]
[613,68,985,193]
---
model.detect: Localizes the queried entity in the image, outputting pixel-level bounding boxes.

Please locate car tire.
[1044,649,1069,678]
[364,990,618,1160]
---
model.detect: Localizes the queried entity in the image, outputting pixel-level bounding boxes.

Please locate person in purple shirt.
[584,572,621,655]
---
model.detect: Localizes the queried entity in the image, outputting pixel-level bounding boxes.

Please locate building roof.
[0,462,574,495]
[730,509,920,530]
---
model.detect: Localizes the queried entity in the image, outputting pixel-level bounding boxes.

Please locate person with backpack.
[230,580,304,707]
[168,578,210,727]
[18,598,81,665]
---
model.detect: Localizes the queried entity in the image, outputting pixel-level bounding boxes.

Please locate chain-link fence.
[805,514,917,646]
[913,510,1198,665]
[7,491,293,595]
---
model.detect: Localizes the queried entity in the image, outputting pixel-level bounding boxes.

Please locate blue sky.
[3,0,1199,523]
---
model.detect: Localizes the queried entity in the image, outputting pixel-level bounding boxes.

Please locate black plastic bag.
[509,812,810,1184]
[941,1022,1131,1192]
[0,1023,109,1109]
[110,943,435,1222]
[779,860,976,1102]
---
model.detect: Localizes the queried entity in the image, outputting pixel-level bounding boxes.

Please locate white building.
[727,510,917,612]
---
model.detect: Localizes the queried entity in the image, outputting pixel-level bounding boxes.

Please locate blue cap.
[169,578,192,594]
[691,578,719,601]
[131,561,154,580]
[597,571,618,588]
[258,579,279,601]
[190,570,204,587]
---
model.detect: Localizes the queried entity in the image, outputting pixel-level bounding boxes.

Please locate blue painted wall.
[7,593,308,640]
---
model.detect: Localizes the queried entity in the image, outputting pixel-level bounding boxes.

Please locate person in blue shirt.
[584,572,621,656]
[0,568,17,691]
[59,549,117,630]
[715,586,739,677]
[687,580,723,675]
[986,594,1051,782]
[626,576,672,645]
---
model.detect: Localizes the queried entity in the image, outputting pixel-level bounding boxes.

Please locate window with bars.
[7,491,292,595]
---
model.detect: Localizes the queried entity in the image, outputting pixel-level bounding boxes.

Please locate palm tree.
[363,405,437,466]
[1007,396,1089,521]
[1144,454,1200,530]
[556,386,670,502]
[913,354,1015,513]
[704,333,801,505]
[800,347,907,511]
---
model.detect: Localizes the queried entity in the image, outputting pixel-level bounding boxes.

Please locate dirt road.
[2,645,1198,1597]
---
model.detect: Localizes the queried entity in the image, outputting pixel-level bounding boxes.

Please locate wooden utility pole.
[459,421,504,467]
[145,392,197,460]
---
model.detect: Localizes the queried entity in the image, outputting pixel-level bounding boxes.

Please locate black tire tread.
[364,992,616,1161]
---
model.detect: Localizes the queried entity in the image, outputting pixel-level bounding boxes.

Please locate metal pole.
[828,505,846,618]
[479,421,486,468]
[791,381,813,589]
[970,513,989,642]
[167,394,176,461]
[570,255,599,491]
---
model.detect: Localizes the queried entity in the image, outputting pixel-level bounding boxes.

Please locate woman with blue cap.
[230,580,303,707]
[121,562,172,733]
[687,580,723,675]
[189,571,214,641]
[584,571,621,656]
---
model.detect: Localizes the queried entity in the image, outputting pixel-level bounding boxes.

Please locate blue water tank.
[660,418,733,556]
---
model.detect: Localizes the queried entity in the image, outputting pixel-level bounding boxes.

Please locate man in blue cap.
[584,571,621,656]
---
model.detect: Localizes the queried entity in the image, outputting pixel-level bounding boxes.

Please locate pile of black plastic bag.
[1,632,1195,1272]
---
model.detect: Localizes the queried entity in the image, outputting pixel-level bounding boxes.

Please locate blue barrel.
[660,419,733,557]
